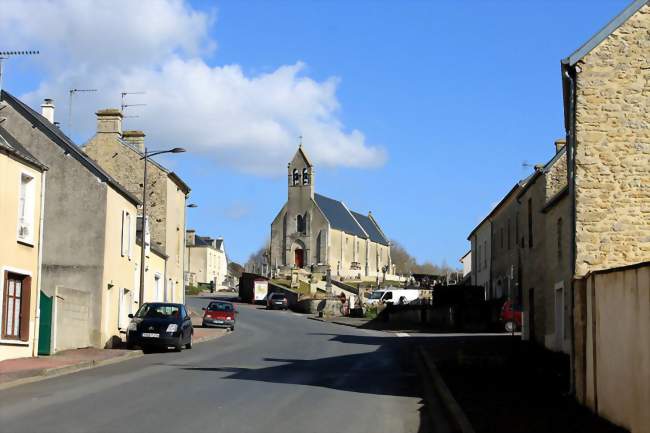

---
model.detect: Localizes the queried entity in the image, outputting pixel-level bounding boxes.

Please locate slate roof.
[0,126,47,170]
[1,90,140,206]
[350,211,389,246]
[314,193,368,239]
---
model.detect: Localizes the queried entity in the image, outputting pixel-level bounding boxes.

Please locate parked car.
[267,293,288,310]
[500,300,522,332]
[126,303,193,351]
[202,301,237,330]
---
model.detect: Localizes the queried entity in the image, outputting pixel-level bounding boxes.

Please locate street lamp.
[139,147,186,306]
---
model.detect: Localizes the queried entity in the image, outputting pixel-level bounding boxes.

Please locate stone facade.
[572,4,650,278]
[84,110,190,302]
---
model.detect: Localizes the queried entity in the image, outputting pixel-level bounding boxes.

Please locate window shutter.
[1,272,7,339]
[121,210,126,257]
[127,213,132,260]
[19,276,31,341]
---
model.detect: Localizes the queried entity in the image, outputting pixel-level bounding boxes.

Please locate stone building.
[0,91,141,351]
[560,1,650,431]
[270,146,392,279]
[185,230,229,289]
[84,111,190,304]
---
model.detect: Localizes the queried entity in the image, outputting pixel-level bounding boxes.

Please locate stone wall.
[545,150,567,200]
[573,4,650,277]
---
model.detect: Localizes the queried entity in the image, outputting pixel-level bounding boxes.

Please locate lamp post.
[139,147,186,306]
[184,203,198,293]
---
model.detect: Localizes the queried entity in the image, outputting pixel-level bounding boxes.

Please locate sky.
[1,0,630,266]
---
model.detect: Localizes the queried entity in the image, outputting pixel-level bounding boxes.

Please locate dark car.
[202,301,237,330]
[126,303,193,351]
[267,293,288,310]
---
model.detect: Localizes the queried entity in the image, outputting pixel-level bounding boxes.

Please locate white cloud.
[2,0,386,175]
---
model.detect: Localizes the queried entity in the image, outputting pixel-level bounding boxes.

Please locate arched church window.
[297,214,305,233]
[292,169,300,186]
[302,168,310,185]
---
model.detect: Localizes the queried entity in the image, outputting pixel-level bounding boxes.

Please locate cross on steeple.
[298,135,303,147]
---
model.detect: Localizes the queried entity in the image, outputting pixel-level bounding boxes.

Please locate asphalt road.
[0,295,431,433]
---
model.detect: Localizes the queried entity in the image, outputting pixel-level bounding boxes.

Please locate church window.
[292,169,300,186]
[297,215,306,233]
[302,168,310,185]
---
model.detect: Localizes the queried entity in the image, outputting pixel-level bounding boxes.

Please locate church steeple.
[288,143,314,200]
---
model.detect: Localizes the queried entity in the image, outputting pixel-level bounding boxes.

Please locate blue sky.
[2,0,629,266]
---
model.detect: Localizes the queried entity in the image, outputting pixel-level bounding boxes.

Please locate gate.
[38,291,53,355]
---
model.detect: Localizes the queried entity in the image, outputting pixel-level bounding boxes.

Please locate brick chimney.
[40,99,55,123]
[555,139,566,153]
[186,230,196,247]
[122,130,145,153]
[96,109,122,136]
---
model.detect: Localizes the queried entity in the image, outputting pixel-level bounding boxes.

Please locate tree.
[390,240,460,275]
[245,239,270,274]
[228,261,244,278]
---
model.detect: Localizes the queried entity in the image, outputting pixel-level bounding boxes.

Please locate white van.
[366,288,419,305]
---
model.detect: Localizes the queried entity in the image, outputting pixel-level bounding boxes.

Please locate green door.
[38,291,53,355]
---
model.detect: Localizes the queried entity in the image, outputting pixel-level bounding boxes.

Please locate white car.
[366,288,419,305]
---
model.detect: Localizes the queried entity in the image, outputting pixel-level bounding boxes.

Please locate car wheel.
[185,333,193,349]
[505,321,516,333]
[174,336,183,352]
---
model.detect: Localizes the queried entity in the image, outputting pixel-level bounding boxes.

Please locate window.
[527,199,533,248]
[17,173,35,244]
[500,227,504,249]
[292,169,300,186]
[477,245,482,271]
[507,219,511,250]
[2,272,31,341]
[483,240,487,268]
[297,215,305,233]
[121,210,132,258]
[557,218,563,261]
[302,168,310,185]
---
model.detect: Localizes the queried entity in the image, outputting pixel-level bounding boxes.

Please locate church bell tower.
[288,144,314,202]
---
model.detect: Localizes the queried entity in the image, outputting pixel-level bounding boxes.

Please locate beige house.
[560,1,650,431]
[0,91,142,351]
[84,111,190,305]
[0,127,46,361]
[185,231,228,288]
[134,240,167,304]
[270,146,393,280]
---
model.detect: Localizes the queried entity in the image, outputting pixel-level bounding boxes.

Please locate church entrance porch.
[295,249,304,268]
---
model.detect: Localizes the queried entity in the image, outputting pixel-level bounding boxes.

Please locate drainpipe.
[32,171,46,357]
[564,64,577,396]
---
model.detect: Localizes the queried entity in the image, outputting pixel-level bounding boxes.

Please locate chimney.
[96,109,122,136]
[40,99,55,123]
[555,139,566,153]
[122,130,145,153]
[186,229,196,247]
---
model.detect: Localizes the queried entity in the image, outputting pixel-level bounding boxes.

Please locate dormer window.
[302,168,310,185]
[292,169,300,186]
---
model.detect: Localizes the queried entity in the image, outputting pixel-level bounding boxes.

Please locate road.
[0,296,431,433]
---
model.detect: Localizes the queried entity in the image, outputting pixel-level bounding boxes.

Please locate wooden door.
[295,249,304,268]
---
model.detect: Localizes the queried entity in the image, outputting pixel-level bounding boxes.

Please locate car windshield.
[208,303,233,311]
[135,304,180,319]
[271,294,286,300]
[369,291,384,300]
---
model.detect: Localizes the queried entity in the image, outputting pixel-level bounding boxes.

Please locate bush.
[185,285,201,296]
[365,305,379,319]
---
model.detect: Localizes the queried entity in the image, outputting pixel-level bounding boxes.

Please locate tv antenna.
[120,91,146,121]
[68,88,97,134]
[0,50,40,99]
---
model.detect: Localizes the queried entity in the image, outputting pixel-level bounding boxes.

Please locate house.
[269,145,393,280]
[135,221,168,304]
[560,1,650,431]
[185,230,229,289]
[516,141,571,353]
[458,251,471,284]
[83,112,190,304]
[0,91,141,351]
[0,126,47,361]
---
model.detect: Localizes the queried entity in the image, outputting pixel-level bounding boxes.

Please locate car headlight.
[166,324,178,333]
[127,322,137,331]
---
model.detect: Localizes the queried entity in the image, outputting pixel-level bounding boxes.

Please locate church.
[270,145,393,279]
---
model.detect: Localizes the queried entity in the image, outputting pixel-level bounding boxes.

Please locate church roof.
[314,193,389,245]
[350,211,389,246]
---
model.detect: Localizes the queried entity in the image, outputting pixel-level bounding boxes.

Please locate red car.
[202,301,237,331]
[500,300,522,332]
